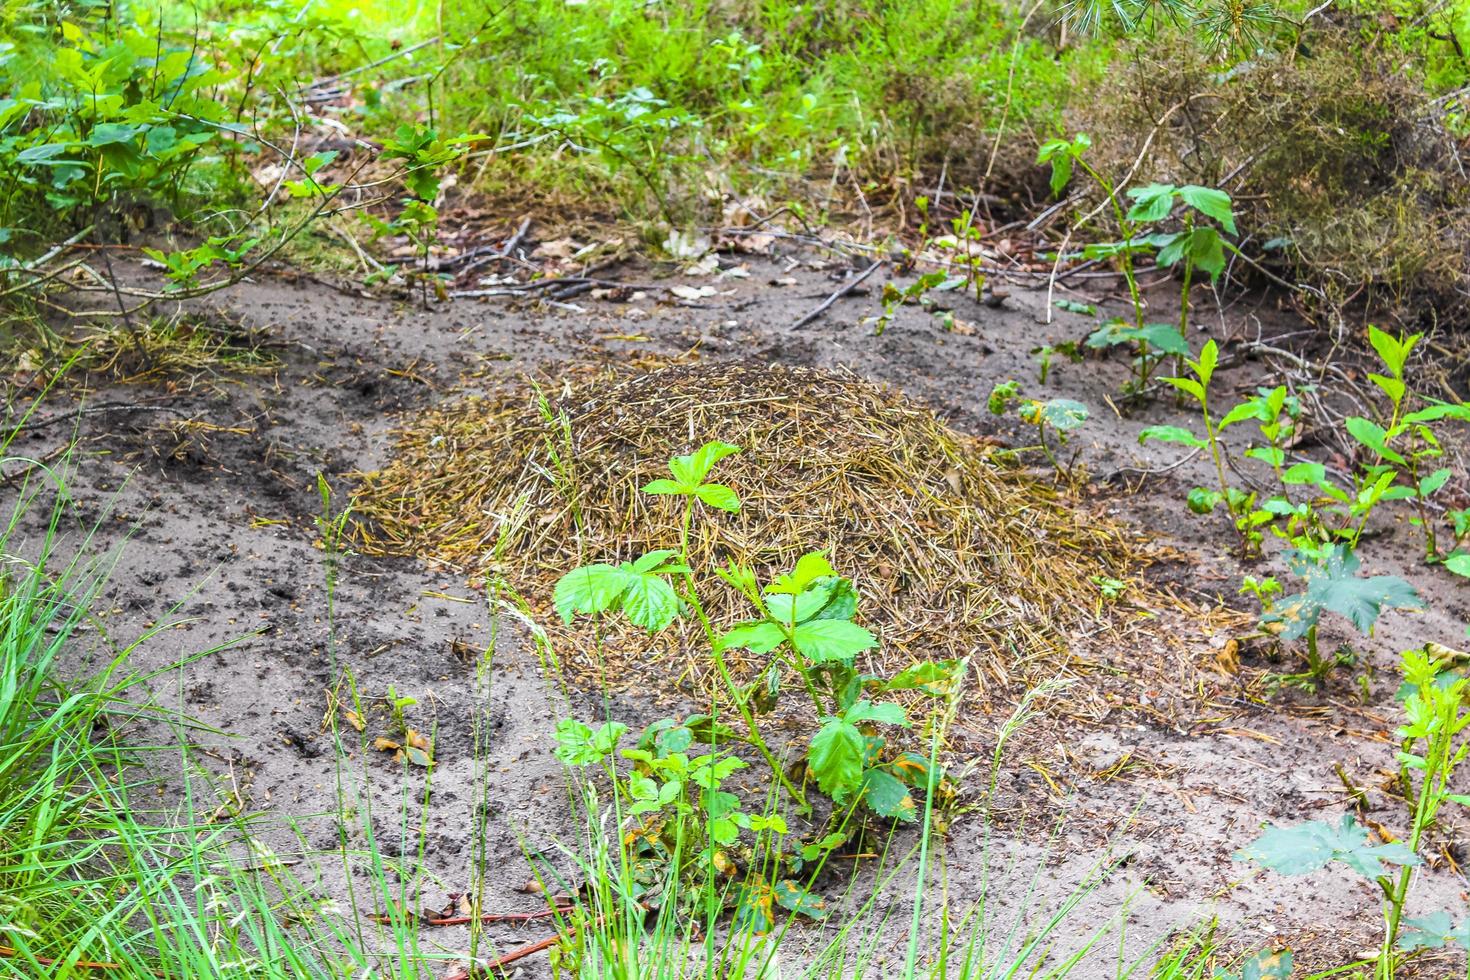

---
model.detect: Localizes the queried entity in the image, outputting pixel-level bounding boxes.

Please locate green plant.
[1038,136,1238,401]
[1340,327,1470,565]
[987,380,1089,482]
[1253,542,1421,692]
[0,10,227,242]
[369,124,480,306]
[553,441,957,828]
[1238,645,1470,979]
[873,270,950,335]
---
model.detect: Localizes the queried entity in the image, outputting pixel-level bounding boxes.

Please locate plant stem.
[677,500,807,810]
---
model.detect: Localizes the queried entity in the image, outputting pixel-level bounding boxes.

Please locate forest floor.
[13,244,1470,977]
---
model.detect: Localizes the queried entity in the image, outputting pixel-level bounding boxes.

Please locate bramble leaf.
[619,572,681,630]
[808,720,865,801]
[860,768,917,822]
[843,700,909,727]
[792,619,877,663]
[1236,814,1420,880]
[773,879,827,917]
[1125,182,1177,223]
[693,482,741,512]
[553,565,630,623]
[718,621,787,654]
[1179,185,1237,234]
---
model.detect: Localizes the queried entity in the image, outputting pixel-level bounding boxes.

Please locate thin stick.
[792,260,883,329]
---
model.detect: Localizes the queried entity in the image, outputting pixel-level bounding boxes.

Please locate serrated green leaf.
[860,768,917,822]
[718,621,787,654]
[1179,185,1237,234]
[885,659,962,696]
[808,720,865,801]
[766,551,836,595]
[792,619,877,663]
[1125,182,1177,223]
[620,573,681,630]
[642,478,686,495]
[693,482,741,512]
[843,700,909,727]
[675,440,741,485]
[773,879,827,917]
[632,549,681,573]
[553,565,630,623]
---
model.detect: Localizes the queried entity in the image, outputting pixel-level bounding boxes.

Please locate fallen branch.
[792,260,884,329]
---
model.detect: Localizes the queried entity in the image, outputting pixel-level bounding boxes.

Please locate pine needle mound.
[352,359,1137,700]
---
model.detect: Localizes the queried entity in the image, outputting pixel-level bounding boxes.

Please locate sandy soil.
[11,245,1470,977]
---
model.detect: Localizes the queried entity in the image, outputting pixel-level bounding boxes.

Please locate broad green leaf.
[1419,468,1452,497]
[674,440,741,485]
[806,576,859,622]
[808,720,865,801]
[642,478,686,495]
[693,482,741,512]
[1187,487,1222,514]
[718,621,787,654]
[792,619,877,663]
[1399,911,1470,952]
[1236,814,1419,879]
[632,549,681,573]
[554,719,602,766]
[767,551,836,595]
[620,573,681,630]
[1245,446,1285,468]
[843,700,909,727]
[1039,398,1088,432]
[1125,182,1177,223]
[1266,544,1423,639]
[553,565,629,623]
[1184,227,1226,280]
[1404,402,1470,424]
[1344,416,1406,466]
[1163,376,1206,404]
[1281,462,1327,486]
[1139,425,1205,448]
[1178,185,1237,234]
[773,879,827,917]
[1134,322,1189,355]
[888,751,940,791]
[860,768,917,822]
[709,817,740,845]
[1444,552,1470,578]
[1368,372,1405,407]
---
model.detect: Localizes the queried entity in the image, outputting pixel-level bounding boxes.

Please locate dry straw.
[352,359,1140,705]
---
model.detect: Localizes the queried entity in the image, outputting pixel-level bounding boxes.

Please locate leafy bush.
[0,6,229,249]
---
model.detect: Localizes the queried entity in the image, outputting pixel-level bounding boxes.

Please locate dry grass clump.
[352,359,1139,701]
[1076,25,1470,324]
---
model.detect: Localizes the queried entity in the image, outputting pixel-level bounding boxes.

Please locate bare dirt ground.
[11,245,1470,976]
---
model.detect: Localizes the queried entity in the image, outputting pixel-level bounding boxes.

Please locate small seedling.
[988,380,1089,482]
